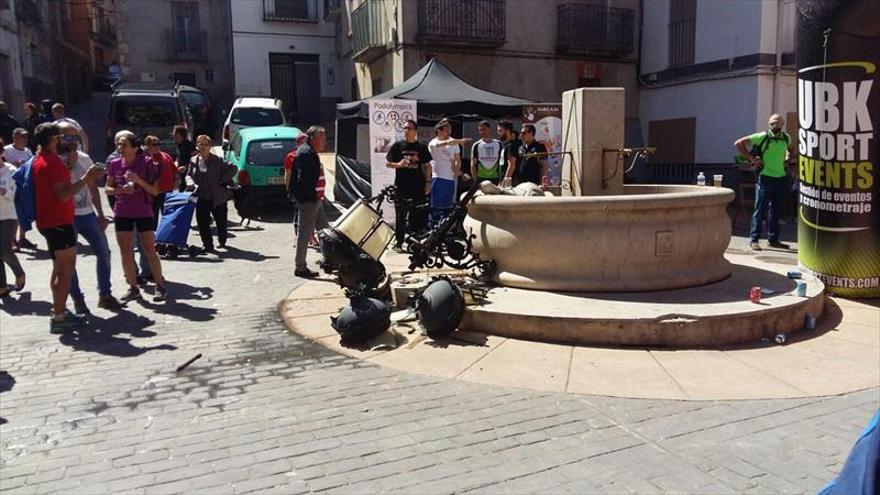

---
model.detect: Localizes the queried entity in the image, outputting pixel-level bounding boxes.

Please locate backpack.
[750,130,790,158]
[11,156,36,232]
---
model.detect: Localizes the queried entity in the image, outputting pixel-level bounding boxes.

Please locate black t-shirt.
[518,141,547,185]
[500,138,522,179]
[176,139,195,166]
[386,139,432,198]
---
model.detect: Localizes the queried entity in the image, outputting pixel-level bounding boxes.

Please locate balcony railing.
[91,18,117,44]
[557,3,635,57]
[324,0,342,20]
[263,0,318,23]
[417,0,505,47]
[15,0,40,24]
[166,29,206,61]
[351,0,390,63]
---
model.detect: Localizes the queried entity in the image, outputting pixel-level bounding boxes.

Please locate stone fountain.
[460,88,825,348]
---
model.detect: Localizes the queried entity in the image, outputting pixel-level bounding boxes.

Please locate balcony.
[91,18,117,45]
[263,0,318,23]
[417,0,505,47]
[166,29,206,62]
[351,0,390,63]
[15,0,40,24]
[324,0,342,21]
[557,3,635,57]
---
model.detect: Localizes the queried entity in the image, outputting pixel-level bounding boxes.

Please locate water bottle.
[696,171,706,186]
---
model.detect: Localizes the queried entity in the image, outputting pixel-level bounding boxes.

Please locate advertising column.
[797,0,879,297]
[368,99,417,223]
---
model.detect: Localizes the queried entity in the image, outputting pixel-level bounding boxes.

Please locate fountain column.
[561,88,625,196]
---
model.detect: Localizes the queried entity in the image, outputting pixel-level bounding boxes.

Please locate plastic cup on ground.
[713,174,723,187]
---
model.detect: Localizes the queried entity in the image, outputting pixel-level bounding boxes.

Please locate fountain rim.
[470,184,735,211]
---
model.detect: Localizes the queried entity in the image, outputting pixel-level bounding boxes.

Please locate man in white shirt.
[58,123,116,312]
[427,119,470,227]
[3,128,34,167]
[52,103,89,154]
[2,128,36,251]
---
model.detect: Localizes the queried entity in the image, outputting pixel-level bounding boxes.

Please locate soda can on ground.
[749,286,762,303]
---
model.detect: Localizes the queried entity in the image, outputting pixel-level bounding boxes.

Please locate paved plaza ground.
[1,202,878,494]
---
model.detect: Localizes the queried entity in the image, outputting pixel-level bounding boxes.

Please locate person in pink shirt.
[105,131,167,302]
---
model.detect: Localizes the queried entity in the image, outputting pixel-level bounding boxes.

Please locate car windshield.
[246,139,297,166]
[114,99,179,127]
[182,91,207,108]
[231,107,283,126]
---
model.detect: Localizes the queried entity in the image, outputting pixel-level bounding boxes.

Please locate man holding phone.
[31,123,105,332]
[386,120,433,249]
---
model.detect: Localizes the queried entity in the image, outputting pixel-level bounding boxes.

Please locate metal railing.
[263,0,318,22]
[324,0,342,20]
[668,18,695,67]
[15,0,40,24]
[166,29,206,61]
[417,0,505,46]
[351,0,389,63]
[556,3,635,56]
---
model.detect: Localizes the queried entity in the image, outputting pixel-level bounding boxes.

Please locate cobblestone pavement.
[1,212,878,494]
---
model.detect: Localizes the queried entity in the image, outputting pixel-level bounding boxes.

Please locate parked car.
[222,97,286,146]
[107,82,193,154]
[179,85,215,138]
[225,126,302,201]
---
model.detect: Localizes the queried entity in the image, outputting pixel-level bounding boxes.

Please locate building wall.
[638,0,797,162]
[0,1,25,113]
[640,76,759,163]
[116,0,234,106]
[231,0,342,128]
[346,0,641,119]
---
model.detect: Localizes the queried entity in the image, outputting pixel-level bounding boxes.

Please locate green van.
[225,126,302,200]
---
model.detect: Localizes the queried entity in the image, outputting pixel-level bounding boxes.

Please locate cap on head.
[12,127,28,137]
[56,121,78,136]
[52,103,65,113]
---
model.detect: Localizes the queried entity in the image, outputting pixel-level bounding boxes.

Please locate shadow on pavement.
[136,281,218,322]
[58,309,176,358]
[219,245,280,263]
[0,292,53,316]
[0,371,13,425]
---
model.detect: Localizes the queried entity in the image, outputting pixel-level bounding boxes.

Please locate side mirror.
[221,143,230,152]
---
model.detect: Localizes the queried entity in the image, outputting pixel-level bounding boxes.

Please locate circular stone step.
[460,255,825,348]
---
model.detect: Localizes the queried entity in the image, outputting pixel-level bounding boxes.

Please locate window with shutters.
[668,0,696,67]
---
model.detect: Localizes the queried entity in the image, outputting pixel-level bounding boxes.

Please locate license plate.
[267,176,285,185]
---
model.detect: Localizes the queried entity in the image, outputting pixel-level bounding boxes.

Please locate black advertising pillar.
[797,0,880,297]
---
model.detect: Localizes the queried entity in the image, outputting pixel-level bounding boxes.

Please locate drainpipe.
[771,0,783,113]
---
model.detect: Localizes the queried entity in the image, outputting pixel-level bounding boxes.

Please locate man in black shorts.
[31,123,104,332]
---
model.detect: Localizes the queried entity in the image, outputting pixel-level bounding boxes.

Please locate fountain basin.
[463,185,735,292]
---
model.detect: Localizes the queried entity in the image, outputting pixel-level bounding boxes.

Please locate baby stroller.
[155,191,201,259]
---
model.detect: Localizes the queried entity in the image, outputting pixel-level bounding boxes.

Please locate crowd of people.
[382,118,547,251]
[0,99,238,333]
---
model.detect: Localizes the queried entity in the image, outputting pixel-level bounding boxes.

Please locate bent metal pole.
[797,0,880,297]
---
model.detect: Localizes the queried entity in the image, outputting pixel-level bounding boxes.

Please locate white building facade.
[639,0,797,163]
[231,0,344,130]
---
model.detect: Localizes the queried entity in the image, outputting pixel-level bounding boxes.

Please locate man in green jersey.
[735,114,796,251]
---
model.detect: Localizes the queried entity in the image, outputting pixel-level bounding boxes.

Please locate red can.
[749,286,762,303]
[541,175,550,187]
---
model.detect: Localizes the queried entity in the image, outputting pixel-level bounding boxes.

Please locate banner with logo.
[368,98,417,223]
[522,104,562,186]
[796,0,879,297]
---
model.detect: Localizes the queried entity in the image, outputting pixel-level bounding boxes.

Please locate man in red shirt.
[31,123,103,332]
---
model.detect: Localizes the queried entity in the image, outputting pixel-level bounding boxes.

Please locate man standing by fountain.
[497,120,521,185]
[386,120,432,249]
[470,121,502,185]
[428,120,469,226]
[735,114,795,251]
[517,124,548,186]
